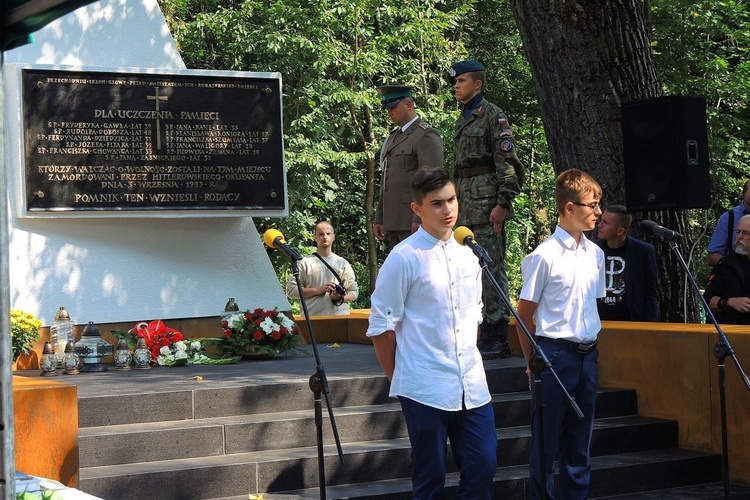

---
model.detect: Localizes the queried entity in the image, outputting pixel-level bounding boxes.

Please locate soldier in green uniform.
[448,60,525,359]
[375,85,444,249]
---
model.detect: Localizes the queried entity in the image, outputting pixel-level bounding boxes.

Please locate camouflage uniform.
[454,97,525,327]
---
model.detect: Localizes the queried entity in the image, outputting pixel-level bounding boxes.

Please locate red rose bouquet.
[216,308,305,357]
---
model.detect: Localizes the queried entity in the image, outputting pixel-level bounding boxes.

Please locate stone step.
[78,388,637,467]
[76,361,530,427]
[592,483,750,499]
[208,449,722,500]
[78,416,679,500]
[65,345,725,499]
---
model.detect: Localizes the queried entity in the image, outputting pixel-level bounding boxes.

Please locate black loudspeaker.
[622,95,710,211]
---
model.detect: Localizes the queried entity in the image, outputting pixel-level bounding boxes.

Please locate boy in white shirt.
[517,168,606,500]
[367,167,496,499]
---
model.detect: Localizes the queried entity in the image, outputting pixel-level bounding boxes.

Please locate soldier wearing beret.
[375,85,444,249]
[449,60,526,359]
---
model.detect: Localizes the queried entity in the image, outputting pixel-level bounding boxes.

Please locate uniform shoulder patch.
[500,139,514,152]
[497,116,508,126]
[419,122,432,130]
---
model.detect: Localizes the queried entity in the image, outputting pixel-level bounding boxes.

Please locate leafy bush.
[11,309,41,362]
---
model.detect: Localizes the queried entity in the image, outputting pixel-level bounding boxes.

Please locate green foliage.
[161,0,750,307]
[163,0,474,299]
[650,0,750,283]
[16,490,62,500]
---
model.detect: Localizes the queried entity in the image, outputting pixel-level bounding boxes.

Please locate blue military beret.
[447,60,485,84]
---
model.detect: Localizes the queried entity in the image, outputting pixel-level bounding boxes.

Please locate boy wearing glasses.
[704,214,750,325]
[516,169,606,500]
[374,85,443,250]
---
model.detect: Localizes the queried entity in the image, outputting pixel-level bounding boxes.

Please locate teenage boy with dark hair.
[367,166,497,499]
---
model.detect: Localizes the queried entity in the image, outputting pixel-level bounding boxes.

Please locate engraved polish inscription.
[23,69,284,212]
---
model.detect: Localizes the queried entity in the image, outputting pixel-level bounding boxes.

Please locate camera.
[334,284,346,296]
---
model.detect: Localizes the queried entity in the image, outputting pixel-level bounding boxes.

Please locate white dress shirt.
[367,227,490,411]
[520,225,606,343]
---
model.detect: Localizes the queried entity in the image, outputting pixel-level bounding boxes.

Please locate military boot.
[480,322,512,360]
[476,322,491,351]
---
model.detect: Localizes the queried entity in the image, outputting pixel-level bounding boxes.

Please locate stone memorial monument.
[2,0,291,326]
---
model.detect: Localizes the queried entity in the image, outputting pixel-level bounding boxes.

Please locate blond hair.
[555,169,602,213]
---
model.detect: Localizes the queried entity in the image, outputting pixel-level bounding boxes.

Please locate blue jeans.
[530,337,599,500]
[398,396,497,500]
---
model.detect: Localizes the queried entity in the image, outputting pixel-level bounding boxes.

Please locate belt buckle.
[576,341,597,354]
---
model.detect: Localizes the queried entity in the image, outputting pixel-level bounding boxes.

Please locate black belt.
[539,336,598,354]
[457,165,494,178]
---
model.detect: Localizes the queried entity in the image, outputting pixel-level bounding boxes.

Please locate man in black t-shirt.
[594,205,660,321]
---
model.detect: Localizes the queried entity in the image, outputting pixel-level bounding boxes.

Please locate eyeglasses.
[572,201,601,211]
[735,229,750,238]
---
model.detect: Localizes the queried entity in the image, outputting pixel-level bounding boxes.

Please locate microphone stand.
[664,237,750,500]
[469,247,583,500]
[291,258,345,500]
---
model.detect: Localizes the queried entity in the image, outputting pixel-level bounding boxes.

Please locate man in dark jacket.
[594,205,659,321]
[704,214,750,325]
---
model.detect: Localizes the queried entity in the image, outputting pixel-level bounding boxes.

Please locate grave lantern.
[39,341,58,377]
[50,306,75,365]
[132,337,152,370]
[114,338,133,370]
[222,297,239,324]
[62,340,80,375]
[74,321,113,372]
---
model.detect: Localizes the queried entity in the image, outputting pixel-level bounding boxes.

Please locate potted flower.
[11,309,41,364]
[214,308,306,358]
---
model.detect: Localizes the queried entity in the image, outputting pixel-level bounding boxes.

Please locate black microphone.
[640,220,684,241]
[263,229,303,261]
[453,226,493,263]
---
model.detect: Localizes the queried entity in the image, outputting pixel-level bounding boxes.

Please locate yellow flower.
[10,309,42,362]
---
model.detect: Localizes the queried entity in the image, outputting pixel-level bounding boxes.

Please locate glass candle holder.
[132,337,152,369]
[74,321,113,372]
[40,341,58,377]
[62,340,81,375]
[114,338,133,370]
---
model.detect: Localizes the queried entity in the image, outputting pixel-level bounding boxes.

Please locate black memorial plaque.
[22,68,285,212]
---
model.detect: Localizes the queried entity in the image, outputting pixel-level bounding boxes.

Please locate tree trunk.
[363,105,379,292]
[509,0,699,322]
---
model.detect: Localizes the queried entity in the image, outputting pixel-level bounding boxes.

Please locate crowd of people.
[281,58,747,499]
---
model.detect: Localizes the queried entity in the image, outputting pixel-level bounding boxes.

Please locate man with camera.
[285,220,359,316]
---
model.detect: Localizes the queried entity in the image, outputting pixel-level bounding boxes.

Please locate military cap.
[377,85,413,109]
[447,60,485,84]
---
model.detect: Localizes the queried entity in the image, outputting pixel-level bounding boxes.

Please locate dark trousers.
[530,338,599,500]
[398,396,497,500]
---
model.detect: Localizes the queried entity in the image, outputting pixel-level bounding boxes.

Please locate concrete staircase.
[73,345,728,499]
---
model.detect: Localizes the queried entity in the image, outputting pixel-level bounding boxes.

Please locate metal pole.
[0,50,18,500]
